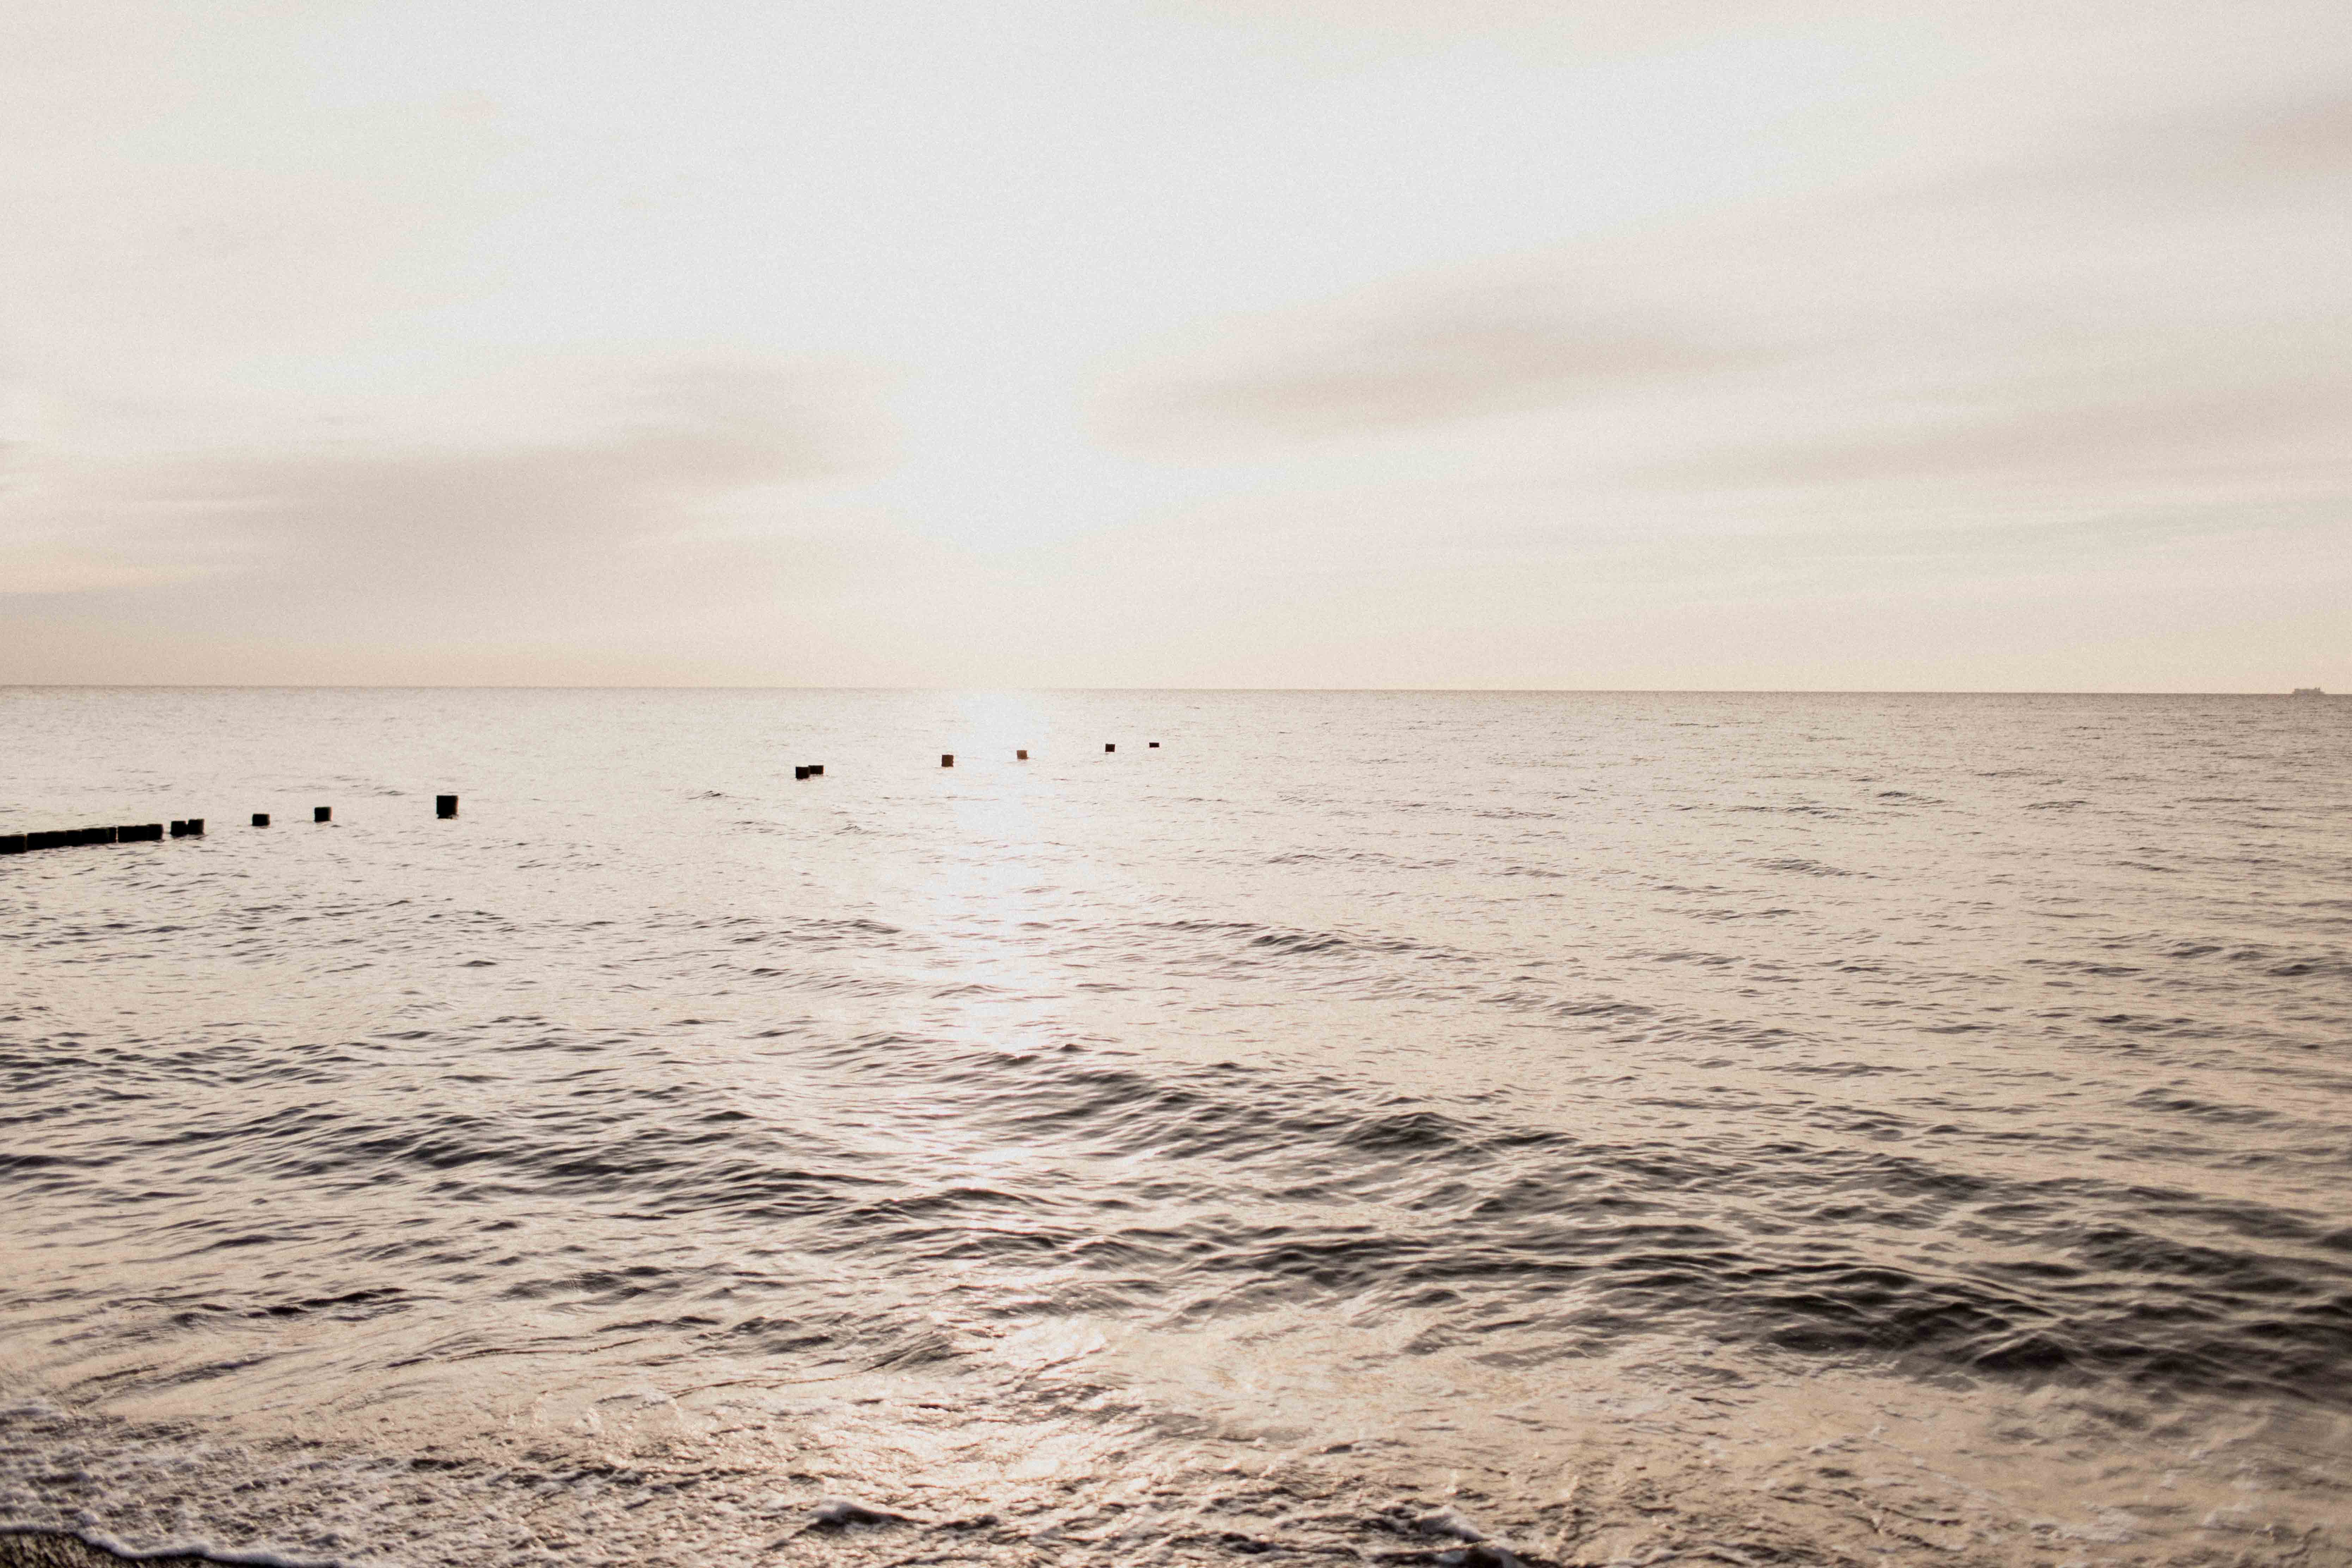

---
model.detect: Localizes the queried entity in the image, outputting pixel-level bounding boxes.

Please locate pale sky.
[3,0,2346,688]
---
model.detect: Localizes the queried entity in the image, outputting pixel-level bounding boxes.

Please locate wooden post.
[1016,749,1028,760]
[314,806,331,823]
[436,795,458,818]
[941,753,955,767]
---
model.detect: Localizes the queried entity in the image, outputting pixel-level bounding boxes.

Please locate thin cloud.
[1108,291,1773,448]
[0,358,892,617]
[1837,87,2352,223]
[2247,93,2352,171]
[1103,82,2350,484]
[1640,380,2352,493]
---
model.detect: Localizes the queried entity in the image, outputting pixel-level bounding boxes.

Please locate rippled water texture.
[3,689,2349,1567]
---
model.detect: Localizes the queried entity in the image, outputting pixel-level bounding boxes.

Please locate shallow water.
[3,688,2349,1566]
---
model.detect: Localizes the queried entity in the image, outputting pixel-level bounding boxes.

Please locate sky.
[2,0,2346,690]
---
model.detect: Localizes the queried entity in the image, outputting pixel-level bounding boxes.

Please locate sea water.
[2,688,2348,1566]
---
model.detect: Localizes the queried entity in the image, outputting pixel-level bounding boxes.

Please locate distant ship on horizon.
[2291,686,2325,697]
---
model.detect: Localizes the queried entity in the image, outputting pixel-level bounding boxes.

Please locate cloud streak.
[1101,80,2351,518]
[1641,379,2352,494]
[1110,292,1772,446]
[0,357,914,684]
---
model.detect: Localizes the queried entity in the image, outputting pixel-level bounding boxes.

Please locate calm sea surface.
[2,689,2348,1567]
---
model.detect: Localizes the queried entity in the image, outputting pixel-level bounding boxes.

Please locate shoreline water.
[1,1533,239,1568]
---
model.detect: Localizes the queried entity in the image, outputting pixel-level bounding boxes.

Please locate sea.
[2,688,2348,1568]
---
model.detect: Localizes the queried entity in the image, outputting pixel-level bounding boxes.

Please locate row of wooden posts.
[9,745,1171,850]
[930,742,1158,770]
[2,796,459,856]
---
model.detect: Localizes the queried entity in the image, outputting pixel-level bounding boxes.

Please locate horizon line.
[0,683,2333,697]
